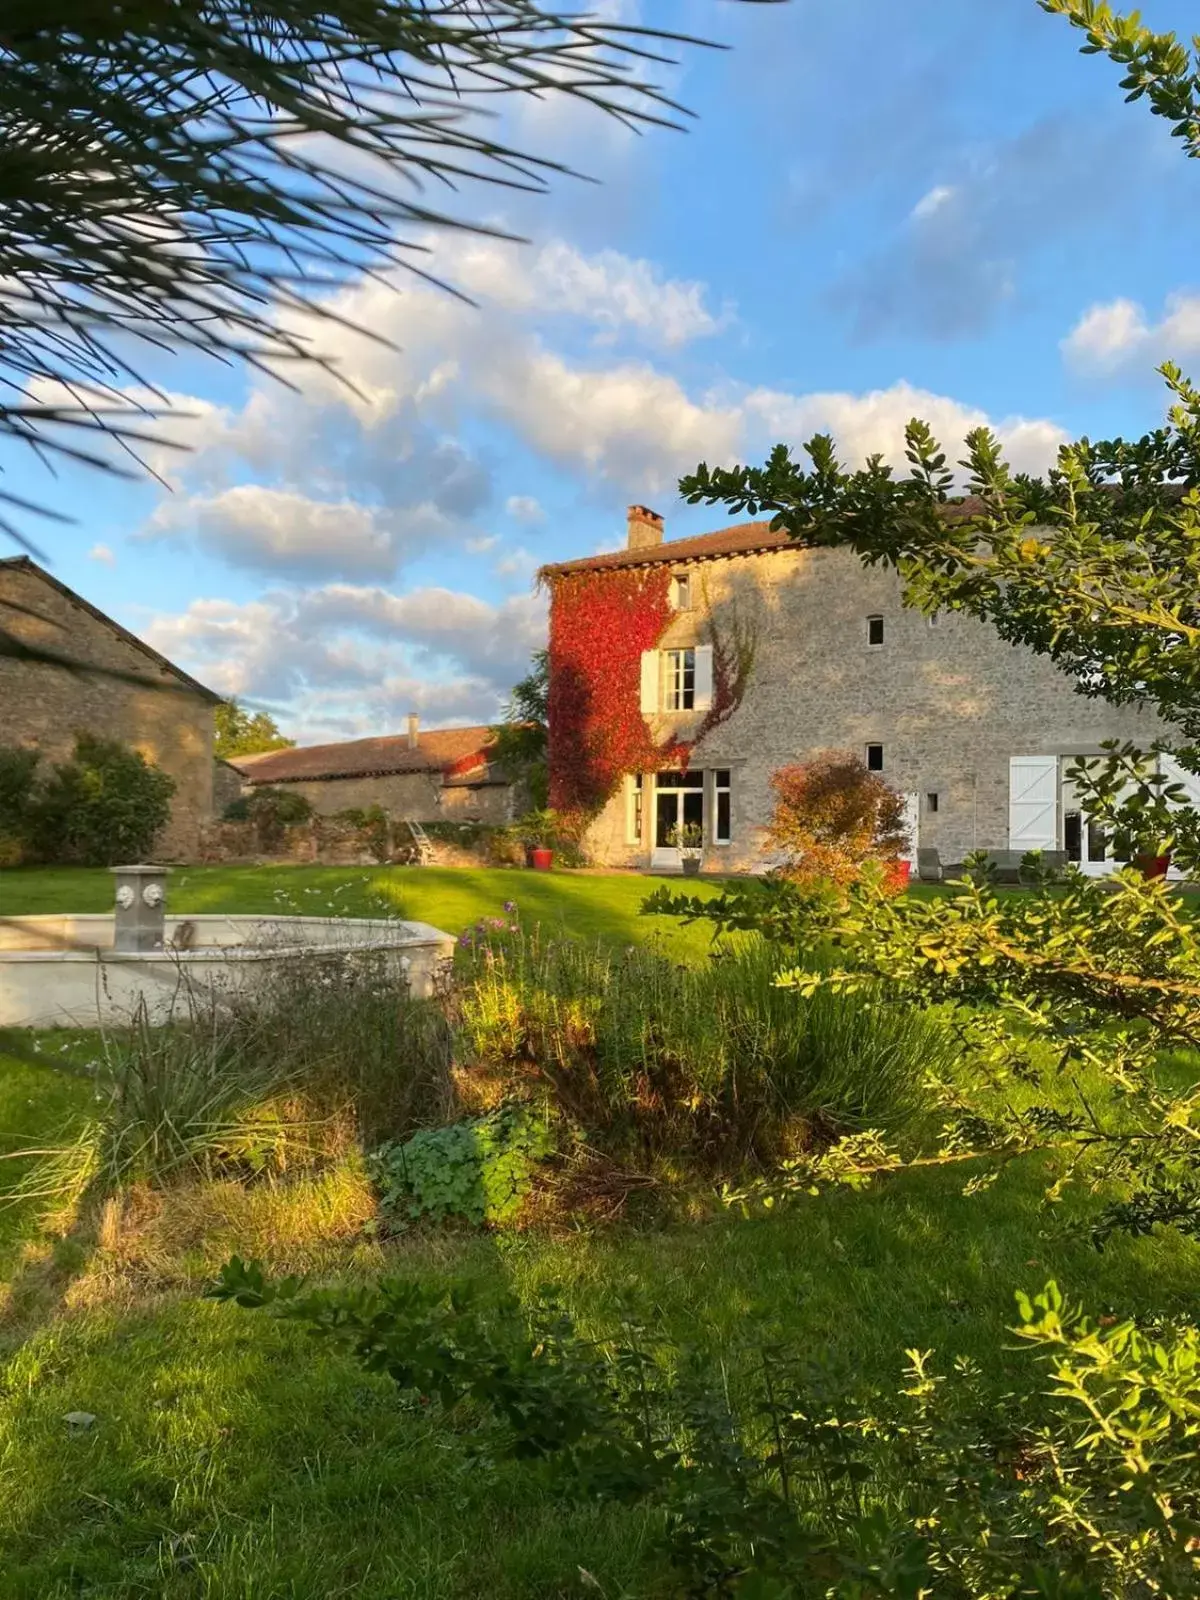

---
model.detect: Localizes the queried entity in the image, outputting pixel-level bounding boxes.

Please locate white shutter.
[1009,756,1059,851]
[901,792,920,865]
[693,645,714,712]
[639,650,660,715]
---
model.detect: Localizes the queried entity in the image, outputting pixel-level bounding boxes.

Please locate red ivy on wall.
[547,567,688,812]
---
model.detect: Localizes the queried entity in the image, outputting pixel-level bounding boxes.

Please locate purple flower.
[503,900,518,915]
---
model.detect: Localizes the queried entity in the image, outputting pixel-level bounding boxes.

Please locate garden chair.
[917,847,943,882]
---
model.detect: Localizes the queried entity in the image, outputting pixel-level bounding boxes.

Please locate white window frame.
[626,773,644,845]
[712,769,732,845]
[866,615,885,648]
[671,572,693,611]
[866,743,884,772]
[663,647,696,712]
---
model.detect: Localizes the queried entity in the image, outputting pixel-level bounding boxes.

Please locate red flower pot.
[1134,853,1171,880]
[530,847,554,871]
[885,858,911,891]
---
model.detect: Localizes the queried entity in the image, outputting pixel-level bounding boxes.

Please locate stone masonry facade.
[261,769,516,826]
[547,529,1170,872]
[0,559,218,860]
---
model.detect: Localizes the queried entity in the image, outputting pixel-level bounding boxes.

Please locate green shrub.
[454,926,942,1163]
[331,803,390,861]
[224,785,314,849]
[213,1263,1200,1599]
[31,733,174,864]
[0,744,40,862]
[369,1104,555,1226]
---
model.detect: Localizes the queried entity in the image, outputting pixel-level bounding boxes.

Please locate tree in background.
[491,650,549,811]
[0,3,738,546]
[215,700,296,762]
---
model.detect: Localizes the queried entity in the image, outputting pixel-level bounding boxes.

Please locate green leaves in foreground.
[209,1259,1200,1597]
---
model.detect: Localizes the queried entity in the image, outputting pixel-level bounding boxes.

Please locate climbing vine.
[546,564,758,814]
[547,566,685,812]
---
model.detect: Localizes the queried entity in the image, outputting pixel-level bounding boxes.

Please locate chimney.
[627,504,664,551]
[407,712,419,750]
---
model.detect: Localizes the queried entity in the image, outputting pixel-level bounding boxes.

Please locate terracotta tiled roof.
[539,520,784,578]
[235,725,496,785]
[538,499,991,580]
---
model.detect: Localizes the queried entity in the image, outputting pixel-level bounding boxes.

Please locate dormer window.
[672,572,693,611]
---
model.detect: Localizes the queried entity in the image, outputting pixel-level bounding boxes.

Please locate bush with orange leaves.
[765,755,910,889]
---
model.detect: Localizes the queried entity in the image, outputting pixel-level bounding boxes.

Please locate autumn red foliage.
[766,755,911,890]
[546,568,687,812]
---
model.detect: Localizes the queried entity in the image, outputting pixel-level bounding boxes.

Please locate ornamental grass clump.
[11,944,453,1206]
[453,924,945,1165]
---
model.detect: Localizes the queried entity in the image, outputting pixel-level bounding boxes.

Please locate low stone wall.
[198,817,384,866]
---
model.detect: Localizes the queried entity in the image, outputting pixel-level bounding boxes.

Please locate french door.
[651,770,704,869]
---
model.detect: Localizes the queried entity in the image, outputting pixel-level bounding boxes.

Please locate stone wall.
[0,562,216,860]
[253,769,517,825]
[575,544,1170,871]
[212,759,245,816]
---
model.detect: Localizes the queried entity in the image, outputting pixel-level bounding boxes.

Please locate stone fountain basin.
[0,914,455,1029]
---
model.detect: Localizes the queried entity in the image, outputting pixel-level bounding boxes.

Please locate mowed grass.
[1,865,1198,1596]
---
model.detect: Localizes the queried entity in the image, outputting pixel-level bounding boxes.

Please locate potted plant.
[1066,744,1186,879]
[670,821,704,876]
[518,809,556,870]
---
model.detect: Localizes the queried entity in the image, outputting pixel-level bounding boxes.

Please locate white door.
[650,771,704,870]
[1009,756,1059,853]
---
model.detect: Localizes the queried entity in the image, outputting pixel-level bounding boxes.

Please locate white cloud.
[495,546,537,578]
[452,237,727,347]
[741,380,1066,477]
[505,495,545,525]
[1061,292,1200,376]
[911,184,955,220]
[142,581,546,743]
[466,534,500,554]
[141,485,454,580]
[87,543,115,566]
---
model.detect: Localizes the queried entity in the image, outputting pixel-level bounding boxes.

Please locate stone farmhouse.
[0,556,220,859]
[540,506,1180,876]
[234,717,521,824]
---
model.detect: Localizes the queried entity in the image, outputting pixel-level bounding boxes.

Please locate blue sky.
[10,0,1200,742]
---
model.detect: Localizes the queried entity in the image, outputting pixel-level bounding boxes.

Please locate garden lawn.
[0,864,729,963]
[2,866,1199,1596]
[1,1139,1197,1599]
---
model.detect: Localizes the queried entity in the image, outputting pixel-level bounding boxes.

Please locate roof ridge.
[0,555,221,703]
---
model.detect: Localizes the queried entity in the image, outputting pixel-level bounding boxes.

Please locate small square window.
[866,744,884,772]
[672,573,692,611]
[926,791,939,813]
[867,615,884,647]
[927,613,941,629]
